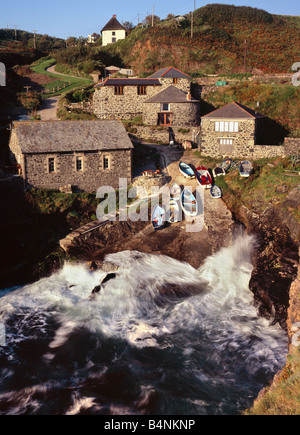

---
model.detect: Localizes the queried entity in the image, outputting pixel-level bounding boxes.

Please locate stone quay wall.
[133,125,200,145]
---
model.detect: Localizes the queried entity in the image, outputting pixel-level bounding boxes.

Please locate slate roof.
[101,16,126,33]
[95,77,161,87]
[148,67,191,79]
[13,120,133,154]
[202,102,266,119]
[145,85,199,103]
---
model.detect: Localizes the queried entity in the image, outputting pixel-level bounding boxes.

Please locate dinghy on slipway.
[195,166,212,189]
[179,162,195,179]
[212,166,226,178]
[165,198,180,223]
[220,158,232,171]
[180,188,198,217]
[239,160,253,177]
[210,184,222,199]
[170,182,181,200]
[152,205,165,230]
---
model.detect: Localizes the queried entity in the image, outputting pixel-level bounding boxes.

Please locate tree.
[66,37,77,47]
[123,21,134,32]
[143,15,160,26]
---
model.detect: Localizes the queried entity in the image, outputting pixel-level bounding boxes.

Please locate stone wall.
[15,149,132,192]
[284,138,300,155]
[8,131,22,165]
[159,77,191,93]
[143,101,200,127]
[133,125,200,144]
[93,85,160,120]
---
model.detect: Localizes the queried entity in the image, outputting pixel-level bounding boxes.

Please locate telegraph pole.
[33,30,37,49]
[152,5,154,27]
[14,25,17,40]
[244,39,247,72]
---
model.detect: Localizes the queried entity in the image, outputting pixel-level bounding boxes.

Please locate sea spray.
[0,233,288,415]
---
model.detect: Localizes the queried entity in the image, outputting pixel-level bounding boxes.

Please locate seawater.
[0,234,288,415]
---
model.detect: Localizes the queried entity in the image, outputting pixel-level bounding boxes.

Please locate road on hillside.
[37,65,91,120]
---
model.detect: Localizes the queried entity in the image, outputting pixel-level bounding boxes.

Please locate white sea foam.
[0,233,288,415]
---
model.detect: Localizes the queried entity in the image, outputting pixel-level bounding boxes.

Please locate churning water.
[0,234,287,415]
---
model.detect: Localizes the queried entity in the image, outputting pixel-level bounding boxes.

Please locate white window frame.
[161,103,170,112]
[215,121,239,132]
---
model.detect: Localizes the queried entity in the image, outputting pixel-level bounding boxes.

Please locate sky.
[0,0,299,39]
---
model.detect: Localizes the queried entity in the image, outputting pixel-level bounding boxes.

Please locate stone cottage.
[8,120,133,192]
[144,85,200,127]
[93,66,200,128]
[200,102,266,157]
[101,15,126,47]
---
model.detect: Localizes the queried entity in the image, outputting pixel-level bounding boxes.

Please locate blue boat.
[180,188,198,217]
[179,162,195,178]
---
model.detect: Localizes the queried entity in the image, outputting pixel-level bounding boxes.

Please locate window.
[161,103,170,112]
[220,139,233,145]
[76,156,83,172]
[173,78,179,84]
[158,112,172,126]
[48,157,55,173]
[114,86,124,95]
[215,121,238,132]
[137,86,147,95]
[103,155,110,170]
[112,31,116,36]
[112,37,116,43]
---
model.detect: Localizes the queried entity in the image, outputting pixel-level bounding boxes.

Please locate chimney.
[113,14,116,18]
[187,92,191,101]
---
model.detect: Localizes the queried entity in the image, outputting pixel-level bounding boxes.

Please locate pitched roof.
[201,102,266,119]
[148,67,191,79]
[13,120,133,153]
[145,85,199,103]
[95,77,161,88]
[101,15,126,32]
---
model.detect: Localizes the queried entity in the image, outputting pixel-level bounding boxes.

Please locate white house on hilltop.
[101,15,126,47]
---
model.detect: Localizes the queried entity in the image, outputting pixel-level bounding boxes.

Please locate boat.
[195,166,212,189]
[212,166,226,178]
[210,184,222,199]
[219,158,232,171]
[152,205,165,230]
[179,162,195,178]
[180,188,198,217]
[165,198,180,223]
[170,182,181,200]
[239,160,253,177]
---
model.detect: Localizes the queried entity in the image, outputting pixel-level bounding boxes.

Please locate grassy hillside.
[104,4,300,75]
[29,57,93,98]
